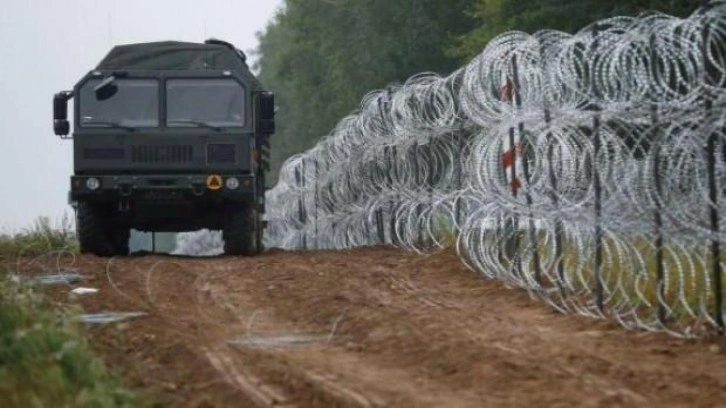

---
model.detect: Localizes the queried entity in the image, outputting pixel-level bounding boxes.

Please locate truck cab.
[53,40,274,256]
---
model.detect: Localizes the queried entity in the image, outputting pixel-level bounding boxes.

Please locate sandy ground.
[19,247,726,407]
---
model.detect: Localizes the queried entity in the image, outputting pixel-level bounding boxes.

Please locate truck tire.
[112,227,130,256]
[223,207,256,256]
[76,202,128,256]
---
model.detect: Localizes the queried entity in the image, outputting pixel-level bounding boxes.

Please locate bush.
[0,215,78,259]
[0,274,138,407]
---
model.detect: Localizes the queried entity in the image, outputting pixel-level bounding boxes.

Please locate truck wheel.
[223,207,256,256]
[112,227,130,256]
[76,202,128,257]
[77,202,115,256]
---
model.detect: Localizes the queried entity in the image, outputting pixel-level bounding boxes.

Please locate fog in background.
[0,0,282,232]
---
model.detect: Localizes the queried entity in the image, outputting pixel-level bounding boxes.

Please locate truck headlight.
[225,177,240,190]
[86,177,101,191]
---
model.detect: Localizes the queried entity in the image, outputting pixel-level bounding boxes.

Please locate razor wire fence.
[265,1,726,337]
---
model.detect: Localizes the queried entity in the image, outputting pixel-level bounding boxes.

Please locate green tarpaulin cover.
[96,41,254,81]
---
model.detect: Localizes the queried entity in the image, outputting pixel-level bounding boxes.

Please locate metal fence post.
[454,130,463,235]
[413,142,424,245]
[314,159,319,249]
[593,114,605,314]
[700,0,724,331]
[345,170,352,247]
[297,161,307,250]
[545,108,565,296]
[506,127,522,276]
[512,53,542,285]
[590,25,605,314]
[707,130,724,331]
[427,143,435,249]
[376,157,386,245]
[390,145,399,245]
[651,105,667,327]
[649,30,668,326]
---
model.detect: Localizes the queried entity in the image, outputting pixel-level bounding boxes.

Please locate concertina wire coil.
[265,3,726,337]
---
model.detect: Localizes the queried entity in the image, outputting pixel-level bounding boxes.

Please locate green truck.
[53,39,274,256]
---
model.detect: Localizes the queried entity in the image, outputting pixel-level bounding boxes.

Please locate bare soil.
[19,247,726,407]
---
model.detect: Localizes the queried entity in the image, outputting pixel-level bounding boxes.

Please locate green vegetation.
[451,0,696,61]
[255,0,478,184]
[0,219,139,407]
[521,232,723,326]
[255,0,699,185]
[0,216,78,260]
[0,276,138,407]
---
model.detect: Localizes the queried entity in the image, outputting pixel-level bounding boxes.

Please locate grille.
[131,145,193,163]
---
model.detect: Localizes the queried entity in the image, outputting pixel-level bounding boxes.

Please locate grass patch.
[0,217,141,407]
[431,214,458,248]
[516,229,725,329]
[0,215,78,260]
[0,273,140,407]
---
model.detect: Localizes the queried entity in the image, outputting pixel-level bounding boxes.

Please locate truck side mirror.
[256,92,275,135]
[53,91,73,136]
[95,76,118,101]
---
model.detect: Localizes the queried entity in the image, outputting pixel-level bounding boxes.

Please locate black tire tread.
[77,202,129,257]
[223,207,256,256]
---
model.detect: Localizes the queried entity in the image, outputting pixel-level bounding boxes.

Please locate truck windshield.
[79,79,159,128]
[166,79,245,128]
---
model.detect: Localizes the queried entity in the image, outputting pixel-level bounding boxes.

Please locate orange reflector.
[206,174,222,191]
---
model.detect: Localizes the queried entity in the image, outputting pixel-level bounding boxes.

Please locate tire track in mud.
[380,265,459,310]
[186,258,396,407]
[204,347,293,407]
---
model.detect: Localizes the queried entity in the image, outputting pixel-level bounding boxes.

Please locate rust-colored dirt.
[20,247,726,407]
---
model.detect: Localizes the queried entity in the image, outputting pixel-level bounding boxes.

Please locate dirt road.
[27,248,726,407]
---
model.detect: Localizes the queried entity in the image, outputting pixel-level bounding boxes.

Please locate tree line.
[254,0,697,185]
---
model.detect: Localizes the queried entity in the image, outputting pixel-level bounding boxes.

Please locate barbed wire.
[266,3,726,337]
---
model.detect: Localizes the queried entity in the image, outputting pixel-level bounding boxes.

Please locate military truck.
[53,39,274,256]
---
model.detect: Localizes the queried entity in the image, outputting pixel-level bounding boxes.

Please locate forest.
[254,0,697,185]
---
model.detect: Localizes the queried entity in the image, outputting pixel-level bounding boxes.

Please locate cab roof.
[96,40,262,89]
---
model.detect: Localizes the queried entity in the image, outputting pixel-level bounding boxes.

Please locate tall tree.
[452,0,698,61]
[255,0,478,185]
[256,0,697,185]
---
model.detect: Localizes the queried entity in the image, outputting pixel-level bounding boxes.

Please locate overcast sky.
[0,0,283,232]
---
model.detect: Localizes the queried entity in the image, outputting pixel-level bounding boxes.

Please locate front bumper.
[70,174,255,203]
